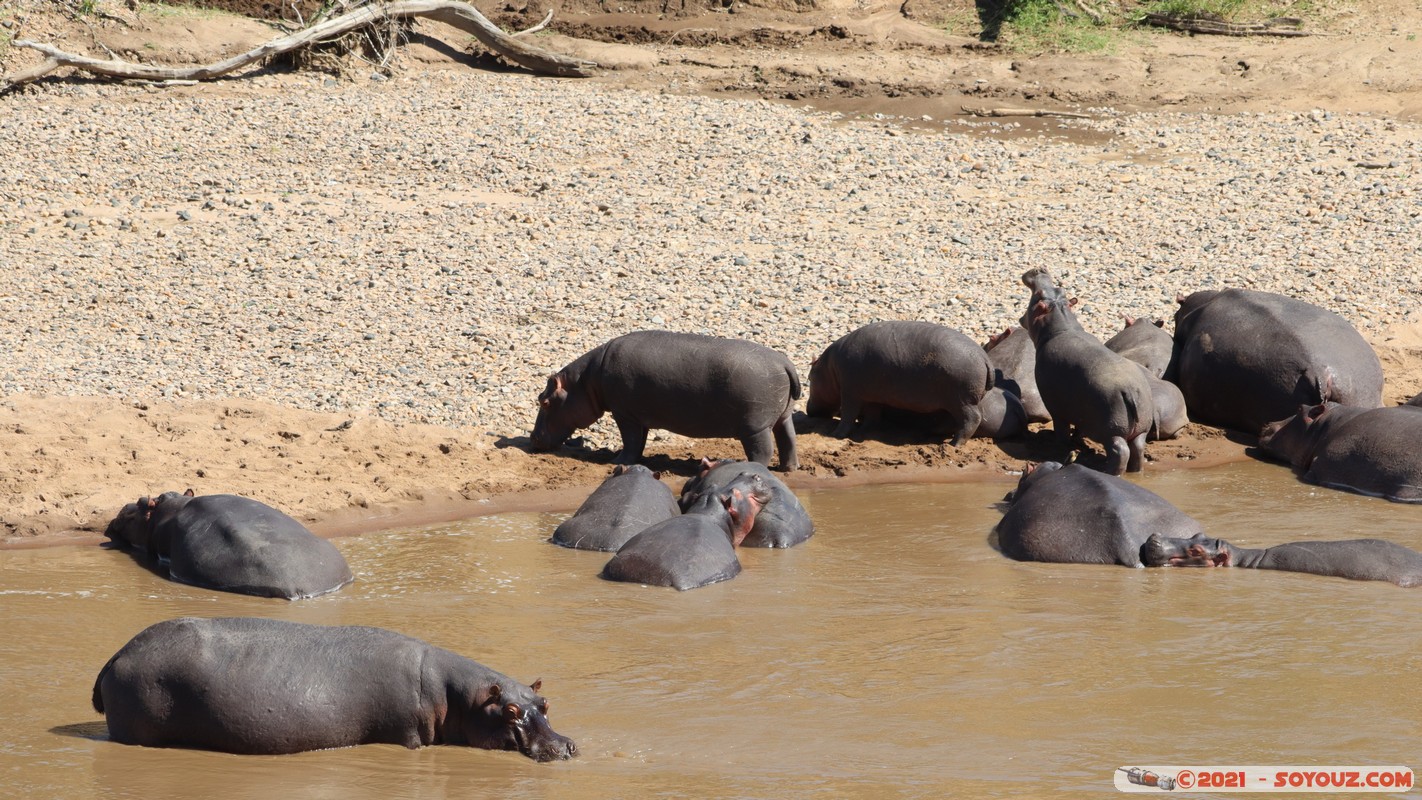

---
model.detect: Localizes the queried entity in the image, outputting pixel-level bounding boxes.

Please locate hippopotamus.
[1257,402,1422,503]
[984,326,1050,424]
[995,461,1204,566]
[806,320,1005,445]
[104,490,353,600]
[602,472,770,590]
[92,617,576,760]
[1142,533,1422,587]
[531,330,800,470]
[678,457,812,548]
[1103,315,1173,379]
[1021,269,1154,474]
[1166,288,1383,434]
[551,465,680,551]
[1144,368,1188,441]
[1406,391,1422,407]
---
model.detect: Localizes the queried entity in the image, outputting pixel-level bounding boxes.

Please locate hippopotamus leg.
[741,429,775,466]
[611,415,649,465]
[831,396,866,438]
[1104,432,1147,474]
[772,410,799,472]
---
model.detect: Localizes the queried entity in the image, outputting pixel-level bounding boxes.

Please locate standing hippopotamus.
[602,473,770,590]
[678,457,812,548]
[104,491,353,600]
[984,326,1050,424]
[1142,533,1422,587]
[996,461,1204,566]
[806,320,998,445]
[552,465,680,552]
[1103,316,1173,379]
[1166,288,1383,434]
[1258,402,1422,503]
[93,617,576,760]
[531,330,800,470]
[1021,269,1154,474]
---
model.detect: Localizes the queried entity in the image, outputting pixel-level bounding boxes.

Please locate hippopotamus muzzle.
[511,703,577,762]
[1141,533,1232,568]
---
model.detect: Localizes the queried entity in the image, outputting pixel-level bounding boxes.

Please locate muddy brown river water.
[3,462,1419,798]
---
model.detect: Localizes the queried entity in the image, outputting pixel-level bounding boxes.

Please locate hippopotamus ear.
[1153,319,1165,328]
[1175,291,1187,304]
[1068,297,1079,308]
[183,488,195,497]
[538,375,566,408]
[698,457,717,477]
[529,678,542,693]
[1122,314,1135,326]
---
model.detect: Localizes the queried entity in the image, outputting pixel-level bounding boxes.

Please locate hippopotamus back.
[552,465,680,551]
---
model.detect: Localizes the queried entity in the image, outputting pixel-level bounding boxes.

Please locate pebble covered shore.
[3,68,1421,451]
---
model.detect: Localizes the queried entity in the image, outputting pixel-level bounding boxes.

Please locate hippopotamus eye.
[503,702,523,724]
[538,700,549,716]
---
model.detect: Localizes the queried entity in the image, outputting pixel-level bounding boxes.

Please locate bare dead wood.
[514,9,556,37]
[0,0,595,94]
[961,106,1093,119]
[1139,12,1314,37]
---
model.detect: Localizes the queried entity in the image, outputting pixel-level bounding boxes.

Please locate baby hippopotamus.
[602,473,771,590]
[1142,533,1422,587]
[104,490,353,600]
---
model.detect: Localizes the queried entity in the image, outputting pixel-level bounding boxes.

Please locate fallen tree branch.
[1138,12,1313,37]
[961,106,1093,119]
[1,0,595,94]
[514,9,556,36]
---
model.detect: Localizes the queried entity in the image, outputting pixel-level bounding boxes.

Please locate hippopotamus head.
[684,471,774,545]
[469,680,576,762]
[530,371,601,452]
[1257,402,1335,468]
[1003,461,1064,502]
[1141,532,1235,568]
[104,490,193,555]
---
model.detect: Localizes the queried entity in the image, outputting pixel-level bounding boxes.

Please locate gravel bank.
[3,70,1421,454]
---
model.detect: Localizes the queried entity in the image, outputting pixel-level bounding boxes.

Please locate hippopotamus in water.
[996,461,1204,566]
[1103,315,1173,379]
[551,465,680,552]
[104,491,353,600]
[602,472,771,590]
[806,320,1005,445]
[1257,402,1422,503]
[1142,533,1422,587]
[93,617,576,759]
[1166,288,1383,434]
[678,457,812,548]
[531,330,800,470]
[1021,269,1154,474]
[984,326,1051,424]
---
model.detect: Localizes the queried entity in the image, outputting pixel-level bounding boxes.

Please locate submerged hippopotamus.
[679,457,812,548]
[1103,315,1173,379]
[1142,533,1422,587]
[551,465,680,552]
[1167,288,1383,434]
[104,491,352,600]
[1257,403,1422,503]
[984,326,1050,424]
[602,472,770,590]
[806,320,1010,444]
[93,617,576,760]
[531,330,800,470]
[1021,269,1154,474]
[996,461,1204,566]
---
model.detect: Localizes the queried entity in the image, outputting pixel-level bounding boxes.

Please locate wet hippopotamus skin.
[1021,269,1154,474]
[806,320,1006,444]
[678,457,812,548]
[93,617,576,760]
[602,473,770,590]
[996,461,1204,566]
[1257,402,1422,503]
[551,465,680,552]
[1142,533,1422,587]
[1166,288,1383,434]
[104,491,353,600]
[984,326,1051,424]
[1103,316,1173,379]
[531,330,800,470]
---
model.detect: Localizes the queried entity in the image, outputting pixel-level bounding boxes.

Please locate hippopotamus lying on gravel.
[679,457,813,548]
[104,490,352,600]
[807,320,1012,444]
[1103,316,1173,379]
[1021,269,1154,474]
[93,617,576,759]
[531,330,800,470]
[1166,288,1383,434]
[984,326,1050,424]
[1257,403,1422,503]
[552,465,680,552]
[1142,533,1422,587]
[996,461,1204,566]
[602,472,771,590]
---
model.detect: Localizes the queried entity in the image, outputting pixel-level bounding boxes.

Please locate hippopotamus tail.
[1123,389,1145,439]
[786,363,802,402]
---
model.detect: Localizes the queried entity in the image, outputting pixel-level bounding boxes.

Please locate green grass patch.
[998,0,1117,54]
[1140,0,1320,20]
